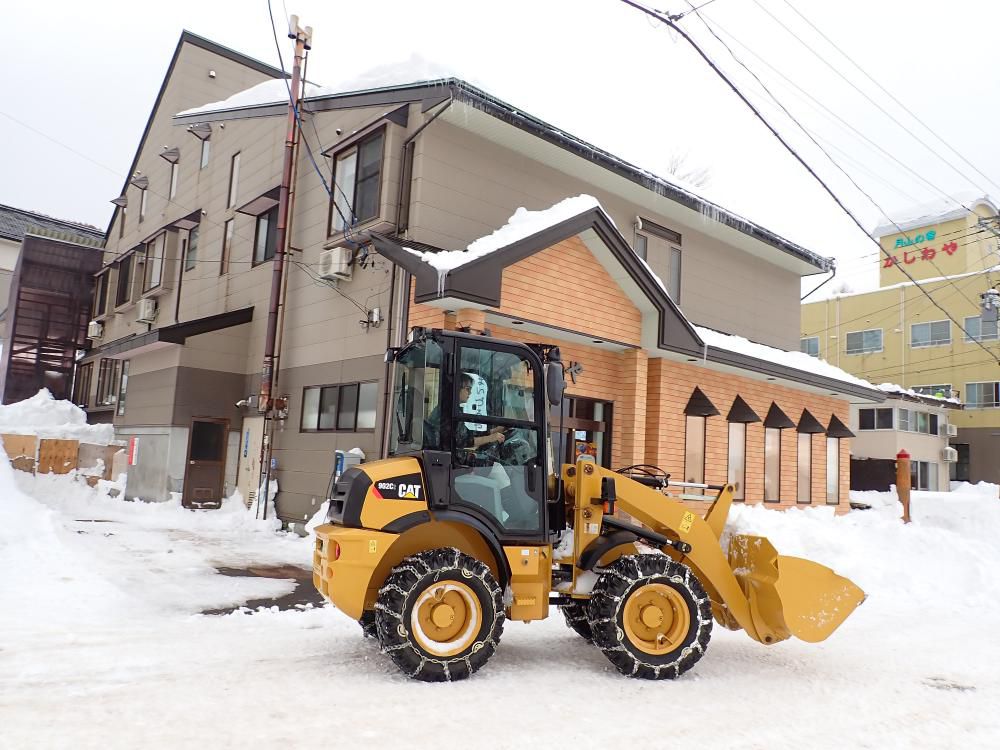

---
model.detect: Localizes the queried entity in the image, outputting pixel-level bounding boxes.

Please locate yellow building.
[801,195,1000,485]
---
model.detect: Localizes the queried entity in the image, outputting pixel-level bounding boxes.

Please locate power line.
[778,0,1000,196]
[667,1,998,360]
[748,0,998,199]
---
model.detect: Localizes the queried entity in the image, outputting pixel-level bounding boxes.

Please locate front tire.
[589,554,712,679]
[375,548,505,682]
[559,601,593,642]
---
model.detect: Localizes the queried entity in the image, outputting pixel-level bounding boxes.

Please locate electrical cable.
[619,0,999,365]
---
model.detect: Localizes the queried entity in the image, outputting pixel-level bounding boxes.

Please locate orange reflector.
[332,541,341,560]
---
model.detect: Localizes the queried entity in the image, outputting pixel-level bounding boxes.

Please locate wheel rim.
[622,583,690,656]
[410,581,482,657]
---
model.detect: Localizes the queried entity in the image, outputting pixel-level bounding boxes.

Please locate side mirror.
[545,362,565,406]
[384,347,400,364]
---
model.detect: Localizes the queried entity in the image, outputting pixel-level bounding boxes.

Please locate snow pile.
[872,191,995,237]
[951,480,1000,499]
[695,326,878,391]
[404,195,603,273]
[176,79,324,117]
[0,389,115,444]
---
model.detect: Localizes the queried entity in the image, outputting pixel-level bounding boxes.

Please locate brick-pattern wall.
[646,357,852,513]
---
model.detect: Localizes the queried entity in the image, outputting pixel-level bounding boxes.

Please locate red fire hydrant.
[896,448,911,524]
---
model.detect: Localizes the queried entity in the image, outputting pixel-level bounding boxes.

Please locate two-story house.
[80,31,882,525]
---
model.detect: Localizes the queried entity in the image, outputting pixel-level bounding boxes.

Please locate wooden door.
[182,418,229,509]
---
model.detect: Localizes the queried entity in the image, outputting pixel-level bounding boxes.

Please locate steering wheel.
[498,430,533,465]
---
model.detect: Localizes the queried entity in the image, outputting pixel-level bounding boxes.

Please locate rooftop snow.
[873,192,997,238]
[877,382,961,405]
[176,54,457,118]
[402,195,603,272]
[694,326,877,391]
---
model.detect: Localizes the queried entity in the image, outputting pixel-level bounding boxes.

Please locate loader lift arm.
[563,462,865,646]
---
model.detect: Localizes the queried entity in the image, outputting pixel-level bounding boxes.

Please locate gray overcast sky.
[2,0,998,295]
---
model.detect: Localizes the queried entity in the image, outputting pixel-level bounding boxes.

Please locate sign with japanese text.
[883,240,958,268]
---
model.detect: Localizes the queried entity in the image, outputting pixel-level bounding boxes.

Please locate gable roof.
[173,74,831,274]
[104,31,287,238]
[368,197,885,403]
[0,204,103,244]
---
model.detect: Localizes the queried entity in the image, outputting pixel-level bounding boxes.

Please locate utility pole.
[257,15,312,520]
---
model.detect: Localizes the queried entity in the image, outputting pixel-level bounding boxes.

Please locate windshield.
[388,338,443,455]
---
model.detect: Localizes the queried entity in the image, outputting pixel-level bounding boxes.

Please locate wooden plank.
[77,444,120,480]
[1,433,37,474]
[37,439,79,475]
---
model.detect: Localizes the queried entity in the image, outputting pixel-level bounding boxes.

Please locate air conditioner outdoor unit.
[317,246,353,281]
[136,298,158,323]
[87,320,104,339]
[945,423,959,437]
[942,446,959,463]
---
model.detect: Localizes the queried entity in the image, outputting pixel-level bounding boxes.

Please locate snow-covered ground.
[2,447,999,749]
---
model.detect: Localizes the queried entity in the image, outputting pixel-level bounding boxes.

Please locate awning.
[87,307,254,359]
[826,415,855,439]
[236,187,280,216]
[764,402,796,429]
[167,209,202,231]
[797,409,826,434]
[726,395,761,423]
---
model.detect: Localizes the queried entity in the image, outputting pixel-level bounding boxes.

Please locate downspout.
[379,93,453,457]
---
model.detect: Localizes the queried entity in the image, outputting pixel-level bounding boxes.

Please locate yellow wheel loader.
[312,328,865,682]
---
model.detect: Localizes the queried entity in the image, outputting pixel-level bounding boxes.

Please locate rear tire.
[359,610,377,639]
[559,601,593,642]
[589,554,712,679]
[375,548,505,682]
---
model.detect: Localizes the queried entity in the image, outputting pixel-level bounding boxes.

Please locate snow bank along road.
[2,460,999,749]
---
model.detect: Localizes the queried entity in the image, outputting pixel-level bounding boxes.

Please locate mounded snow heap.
[0,389,115,445]
[404,195,603,272]
[877,381,960,404]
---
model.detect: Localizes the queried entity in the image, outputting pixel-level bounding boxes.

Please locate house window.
[797,432,811,504]
[668,246,682,302]
[227,152,240,208]
[169,162,179,199]
[253,207,278,264]
[684,416,706,485]
[73,362,93,408]
[116,361,130,417]
[94,271,109,318]
[139,188,148,222]
[185,226,200,272]
[330,129,385,234]
[200,139,210,169]
[301,381,378,432]
[910,460,938,491]
[858,407,893,430]
[911,320,950,348]
[634,233,648,260]
[727,422,746,501]
[115,254,134,307]
[764,427,781,502]
[220,219,233,275]
[950,444,970,482]
[118,206,126,240]
[143,233,166,292]
[95,359,122,408]
[826,437,840,504]
[964,315,998,342]
[912,384,951,398]
[845,328,882,354]
[800,336,820,357]
[966,381,1000,408]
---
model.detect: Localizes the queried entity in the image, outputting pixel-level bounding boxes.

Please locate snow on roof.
[872,192,997,238]
[0,390,116,445]
[403,194,603,272]
[876,382,961,405]
[176,54,457,118]
[695,326,877,391]
[821,264,1000,301]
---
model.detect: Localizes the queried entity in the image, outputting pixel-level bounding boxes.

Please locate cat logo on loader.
[313,328,866,682]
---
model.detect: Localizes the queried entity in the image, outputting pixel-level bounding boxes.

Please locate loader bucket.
[729,534,865,644]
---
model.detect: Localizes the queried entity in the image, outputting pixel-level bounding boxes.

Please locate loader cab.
[388,328,559,542]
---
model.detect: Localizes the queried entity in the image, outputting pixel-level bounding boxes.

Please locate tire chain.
[588,554,712,679]
[375,547,506,682]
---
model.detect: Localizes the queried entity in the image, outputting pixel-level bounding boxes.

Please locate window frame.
[797,432,812,505]
[252,206,278,266]
[227,152,241,208]
[220,219,234,275]
[910,319,951,348]
[826,437,840,505]
[138,187,148,222]
[300,381,379,433]
[118,206,126,240]
[74,362,93,408]
[684,415,707,487]
[634,233,648,261]
[200,139,211,170]
[93,269,110,319]
[169,162,179,199]
[965,381,1000,408]
[911,384,952,398]
[845,328,883,355]
[764,426,781,503]
[963,315,998,342]
[95,358,123,409]
[800,336,820,357]
[114,253,135,309]
[184,225,200,272]
[858,407,894,431]
[727,421,746,501]
[142,232,167,293]
[328,127,386,237]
